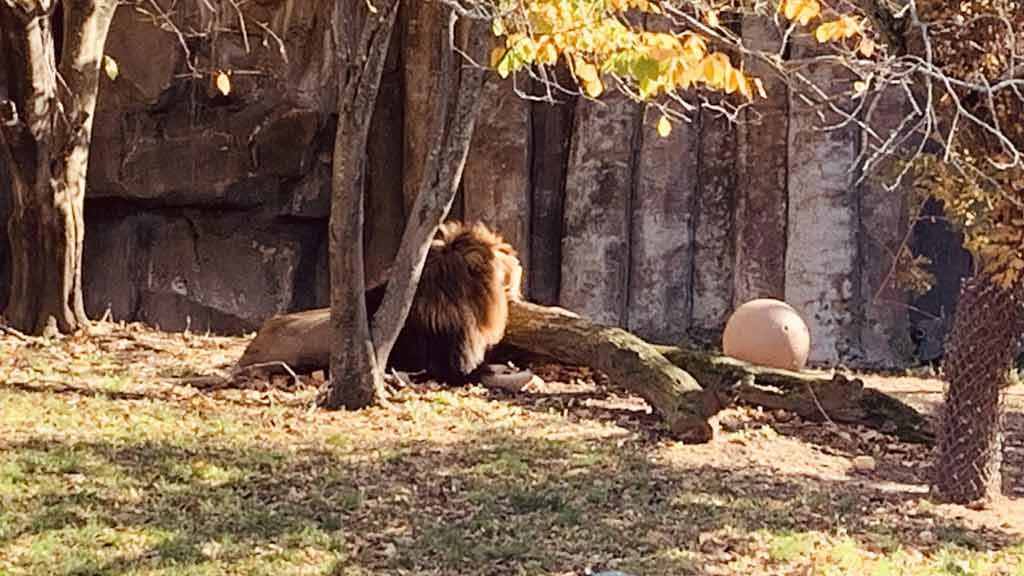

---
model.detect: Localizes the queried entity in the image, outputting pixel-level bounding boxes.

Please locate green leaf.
[630,56,660,83]
[496,50,513,78]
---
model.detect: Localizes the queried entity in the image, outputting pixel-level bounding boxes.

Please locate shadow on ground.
[2,426,1021,575]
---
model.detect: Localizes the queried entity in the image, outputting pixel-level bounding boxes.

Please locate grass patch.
[1,322,1022,574]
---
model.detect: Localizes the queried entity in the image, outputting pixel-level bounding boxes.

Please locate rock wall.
[0,1,971,366]
[81,0,339,333]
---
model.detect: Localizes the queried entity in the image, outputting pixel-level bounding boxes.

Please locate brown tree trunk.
[0,0,116,335]
[933,275,1024,504]
[324,2,488,410]
[323,0,400,410]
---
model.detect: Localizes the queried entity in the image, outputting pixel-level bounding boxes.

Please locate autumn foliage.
[484,0,1022,286]
[909,0,1024,289]
[487,0,878,135]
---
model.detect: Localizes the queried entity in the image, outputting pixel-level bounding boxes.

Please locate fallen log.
[654,347,934,444]
[234,300,933,444]
[502,301,718,443]
[503,302,933,444]
[235,303,716,442]
[235,308,332,375]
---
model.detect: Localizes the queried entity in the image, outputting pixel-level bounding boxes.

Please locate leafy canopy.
[486,0,875,135]
[907,0,1024,289]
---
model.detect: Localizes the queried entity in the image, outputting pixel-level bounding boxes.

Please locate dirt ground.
[2,320,1023,575]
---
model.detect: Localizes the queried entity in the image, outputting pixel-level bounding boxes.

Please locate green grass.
[1,325,1023,575]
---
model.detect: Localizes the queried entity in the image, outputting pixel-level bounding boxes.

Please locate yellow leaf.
[736,71,752,99]
[700,53,729,88]
[781,0,797,19]
[706,10,720,27]
[781,0,821,25]
[837,15,862,37]
[576,59,599,84]
[682,35,707,62]
[215,72,231,96]
[584,77,604,98]
[672,62,697,90]
[853,80,869,94]
[511,37,536,61]
[858,38,876,57]
[491,18,505,37]
[725,68,740,94]
[490,46,507,69]
[102,55,119,81]
[537,40,559,65]
[657,115,672,138]
[796,2,820,25]
[753,77,767,98]
[815,22,838,43]
[816,16,862,43]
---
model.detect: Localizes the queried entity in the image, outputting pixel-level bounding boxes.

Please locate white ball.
[722,298,811,370]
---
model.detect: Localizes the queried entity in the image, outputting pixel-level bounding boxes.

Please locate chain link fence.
[935,275,1024,502]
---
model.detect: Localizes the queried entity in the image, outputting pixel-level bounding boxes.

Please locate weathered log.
[502,303,932,444]
[236,300,932,444]
[237,302,715,443]
[236,308,332,375]
[504,301,716,443]
[654,346,934,443]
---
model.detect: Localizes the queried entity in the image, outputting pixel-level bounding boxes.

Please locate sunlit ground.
[1,321,1023,575]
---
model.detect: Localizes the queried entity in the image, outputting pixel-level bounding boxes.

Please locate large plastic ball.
[722,298,811,370]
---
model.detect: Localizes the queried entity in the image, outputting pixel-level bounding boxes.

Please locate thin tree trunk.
[323,2,488,410]
[323,0,400,410]
[933,275,1024,503]
[0,0,116,335]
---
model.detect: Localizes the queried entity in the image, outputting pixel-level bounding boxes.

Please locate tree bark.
[933,275,1024,503]
[323,0,400,410]
[0,0,117,335]
[324,4,488,410]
